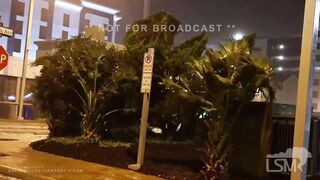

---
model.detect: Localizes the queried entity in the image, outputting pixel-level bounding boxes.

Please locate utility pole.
[143,0,150,18]
[18,0,35,120]
[291,0,319,179]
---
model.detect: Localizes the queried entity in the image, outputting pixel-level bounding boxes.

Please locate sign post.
[129,48,154,170]
[0,45,9,71]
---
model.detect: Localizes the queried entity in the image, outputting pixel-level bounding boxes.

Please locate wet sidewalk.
[0,119,160,180]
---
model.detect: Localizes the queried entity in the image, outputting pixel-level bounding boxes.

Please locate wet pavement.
[0,119,161,180]
[0,173,21,180]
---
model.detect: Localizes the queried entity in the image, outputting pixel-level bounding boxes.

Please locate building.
[0,0,143,119]
[254,37,320,112]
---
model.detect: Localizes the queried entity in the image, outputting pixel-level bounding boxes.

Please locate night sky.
[95,0,305,46]
[150,0,305,45]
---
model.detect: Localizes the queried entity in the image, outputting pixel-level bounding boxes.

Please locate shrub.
[165,35,274,178]
[123,11,208,140]
[33,36,134,138]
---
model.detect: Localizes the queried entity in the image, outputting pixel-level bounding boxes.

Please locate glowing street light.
[277,67,283,71]
[233,32,244,40]
[279,44,285,49]
[278,55,284,60]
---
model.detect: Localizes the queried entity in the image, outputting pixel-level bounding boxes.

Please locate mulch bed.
[30,139,203,179]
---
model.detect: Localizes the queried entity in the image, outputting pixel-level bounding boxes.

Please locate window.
[41,8,49,22]
[317,55,320,62]
[14,39,21,52]
[62,31,68,40]
[39,26,47,39]
[63,14,70,27]
[16,2,25,16]
[0,76,17,102]
[313,103,318,110]
[313,91,319,98]
[314,79,320,86]
[15,20,23,35]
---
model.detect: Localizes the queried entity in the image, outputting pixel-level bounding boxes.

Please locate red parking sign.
[0,45,9,71]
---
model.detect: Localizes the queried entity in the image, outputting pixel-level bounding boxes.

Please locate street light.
[233,32,244,40]
[279,44,285,49]
[143,0,151,18]
[18,0,35,119]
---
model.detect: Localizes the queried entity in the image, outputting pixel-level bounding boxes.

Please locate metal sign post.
[129,48,154,170]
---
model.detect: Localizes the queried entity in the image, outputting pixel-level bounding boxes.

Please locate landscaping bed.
[30,137,203,179]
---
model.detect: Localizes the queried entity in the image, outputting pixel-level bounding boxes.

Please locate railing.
[272,115,320,175]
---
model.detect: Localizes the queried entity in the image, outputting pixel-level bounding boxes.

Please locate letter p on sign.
[0,45,9,71]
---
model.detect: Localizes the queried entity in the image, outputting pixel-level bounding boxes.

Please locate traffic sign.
[0,45,9,71]
[129,48,155,171]
[0,26,14,37]
[140,49,154,93]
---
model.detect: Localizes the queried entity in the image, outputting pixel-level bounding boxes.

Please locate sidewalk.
[0,120,160,180]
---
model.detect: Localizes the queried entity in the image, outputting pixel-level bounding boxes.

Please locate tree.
[123,11,208,139]
[164,35,274,178]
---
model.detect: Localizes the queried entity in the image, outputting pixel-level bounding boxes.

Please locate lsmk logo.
[266,147,312,173]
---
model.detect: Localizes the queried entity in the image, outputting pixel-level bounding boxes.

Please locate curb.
[0,165,55,180]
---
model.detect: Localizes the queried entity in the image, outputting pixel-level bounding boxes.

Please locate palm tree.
[164,35,274,179]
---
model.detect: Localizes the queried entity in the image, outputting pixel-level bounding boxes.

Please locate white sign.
[143,53,154,73]
[140,48,154,93]
[0,26,13,37]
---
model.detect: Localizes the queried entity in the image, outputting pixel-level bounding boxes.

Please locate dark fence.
[272,115,320,175]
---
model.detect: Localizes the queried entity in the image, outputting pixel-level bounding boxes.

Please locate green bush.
[164,35,274,178]
[33,36,133,138]
[123,11,208,140]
